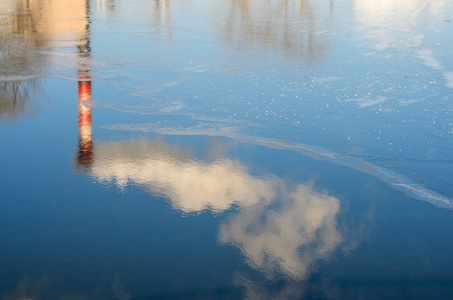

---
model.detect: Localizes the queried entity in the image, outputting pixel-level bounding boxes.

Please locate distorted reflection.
[0,0,90,47]
[76,78,94,169]
[153,0,172,39]
[355,0,453,89]
[232,273,326,300]
[0,80,41,120]
[75,136,341,278]
[88,139,277,212]
[97,0,116,12]
[211,0,330,61]
[220,184,341,279]
[0,0,91,119]
[2,276,130,300]
[75,0,94,169]
[355,0,448,50]
[0,0,46,119]
[0,0,90,67]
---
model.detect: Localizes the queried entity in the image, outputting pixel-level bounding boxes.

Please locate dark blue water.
[1,0,453,299]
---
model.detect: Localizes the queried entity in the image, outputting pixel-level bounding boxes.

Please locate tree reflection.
[0,0,92,119]
[212,0,331,62]
[0,80,41,120]
[0,0,46,119]
[153,0,172,39]
[99,0,116,11]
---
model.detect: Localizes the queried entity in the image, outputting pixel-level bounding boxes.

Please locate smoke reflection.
[89,139,277,212]
[77,137,341,279]
[220,184,341,279]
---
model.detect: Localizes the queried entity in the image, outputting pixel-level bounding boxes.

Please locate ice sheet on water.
[415,49,444,70]
[1,0,452,206]
[100,120,453,210]
[89,37,453,200]
[0,75,42,83]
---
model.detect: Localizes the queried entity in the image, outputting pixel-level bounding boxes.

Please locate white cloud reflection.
[91,139,277,212]
[220,184,340,279]
[88,138,341,278]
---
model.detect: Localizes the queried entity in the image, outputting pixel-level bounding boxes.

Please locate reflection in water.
[102,120,453,209]
[212,0,330,61]
[355,0,453,84]
[220,184,340,279]
[0,0,46,119]
[97,0,116,12]
[0,0,91,119]
[70,0,343,271]
[0,80,41,120]
[89,139,276,212]
[0,0,90,72]
[232,273,333,300]
[153,0,172,39]
[1,0,452,298]
[76,137,341,279]
[0,0,90,47]
[355,0,453,93]
[75,0,94,169]
[2,276,130,300]
[77,79,94,169]
[355,0,442,50]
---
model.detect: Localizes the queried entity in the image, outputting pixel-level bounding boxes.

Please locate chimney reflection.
[76,0,93,169]
[77,79,93,168]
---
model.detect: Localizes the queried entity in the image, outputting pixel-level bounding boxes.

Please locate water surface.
[1,0,453,299]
